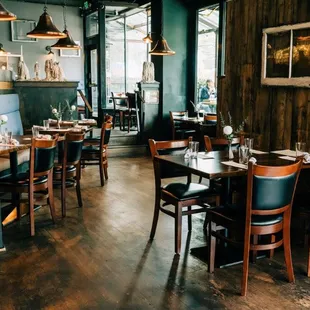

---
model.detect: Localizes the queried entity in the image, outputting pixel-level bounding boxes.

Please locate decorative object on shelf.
[262,21,310,87]
[149,0,175,56]
[219,111,247,160]
[11,20,37,42]
[17,60,30,80]
[52,61,65,81]
[27,2,66,39]
[44,58,53,80]
[51,0,80,50]
[60,41,81,57]
[0,2,16,21]
[141,61,155,83]
[45,46,54,56]
[34,62,40,80]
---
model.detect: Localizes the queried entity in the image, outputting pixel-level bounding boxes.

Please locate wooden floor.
[1,157,310,309]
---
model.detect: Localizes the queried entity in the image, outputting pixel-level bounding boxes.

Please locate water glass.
[183,111,188,119]
[32,126,39,137]
[244,138,254,153]
[296,142,306,157]
[80,114,85,121]
[43,120,49,129]
[7,131,12,144]
[189,141,199,159]
[239,145,249,164]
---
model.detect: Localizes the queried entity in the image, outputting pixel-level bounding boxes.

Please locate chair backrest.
[204,113,217,124]
[59,132,85,166]
[149,137,192,179]
[169,111,189,139]
[125,92,137,110]
[100,117,113,151]
[247,160,302,217]
[111,92,127,110]
[30,136,58,180]
[204,136,241,151]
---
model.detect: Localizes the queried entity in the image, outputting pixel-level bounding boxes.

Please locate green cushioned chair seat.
[163,182,212,200]
[0,172,47,186]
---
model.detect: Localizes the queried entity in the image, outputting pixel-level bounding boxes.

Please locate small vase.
[57,119,61,129]
[228,141,234,160]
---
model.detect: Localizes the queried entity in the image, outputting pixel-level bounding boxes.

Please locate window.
[196,5,219,114]
[106,10,150,108]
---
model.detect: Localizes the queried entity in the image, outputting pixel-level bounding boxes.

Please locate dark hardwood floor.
[1,157,310,309]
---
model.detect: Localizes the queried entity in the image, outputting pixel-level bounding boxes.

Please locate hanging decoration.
[27,1,66,39]
[51,0,80,50]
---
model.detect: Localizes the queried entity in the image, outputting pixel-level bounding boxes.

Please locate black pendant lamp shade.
[149,35,175,56]
[0,2,16,21]
[27,6,66,39]
[51,29,80,49]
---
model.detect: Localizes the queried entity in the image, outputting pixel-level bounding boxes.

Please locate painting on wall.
[60,41,81,58]
[262,22,310,87]
[11,20,37,42]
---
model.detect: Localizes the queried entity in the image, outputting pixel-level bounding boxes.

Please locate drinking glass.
[7,131,12,144]
[296,142,306,157]
[80,114,85,121]
[239,145,249,164]
[244,138,254,153]
[32,126,39,137]
[189,141,199,158]
[183,111,188,119]
[43,120,49,129]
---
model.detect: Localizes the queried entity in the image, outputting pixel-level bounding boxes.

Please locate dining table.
[155,149,309,266]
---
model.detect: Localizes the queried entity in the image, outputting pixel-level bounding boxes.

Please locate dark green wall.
[151,0,191,138]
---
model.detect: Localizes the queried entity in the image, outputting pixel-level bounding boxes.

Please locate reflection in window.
[197,5,219,114]
[86,12,98,38]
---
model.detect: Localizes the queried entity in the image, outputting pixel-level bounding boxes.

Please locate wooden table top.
[155,151,309,179]
[48,119,97,127]
[0,135,33,155]
[25,127,93,135]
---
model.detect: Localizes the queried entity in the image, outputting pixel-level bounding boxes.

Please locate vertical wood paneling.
[218,0,310,150]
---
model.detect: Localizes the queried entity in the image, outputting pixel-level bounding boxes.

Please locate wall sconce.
[45,46,54,56]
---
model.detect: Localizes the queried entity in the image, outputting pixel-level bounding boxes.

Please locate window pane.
[197,6,219,114]
[126,12,148,92]
[106,19,125,107]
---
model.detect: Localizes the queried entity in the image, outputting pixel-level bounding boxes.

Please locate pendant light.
[0,2,16,21]
[27,1,66,39]
[51,0,80,50]
[142,8,152,44]
[143,33,153,44]
[149,0,175,56]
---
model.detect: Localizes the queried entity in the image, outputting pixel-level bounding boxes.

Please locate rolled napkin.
[303,152,310,164]
[249,157,257,164]
[33,125,46,130]
[37,134,52,140]
[10,139,19,146]
[71,125,88,131]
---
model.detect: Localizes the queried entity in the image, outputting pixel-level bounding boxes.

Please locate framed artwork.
[261,22,310,87]
[11,20,37,42]
[60,41,81,58]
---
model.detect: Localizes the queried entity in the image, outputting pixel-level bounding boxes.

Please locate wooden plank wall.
[217,0,310,151]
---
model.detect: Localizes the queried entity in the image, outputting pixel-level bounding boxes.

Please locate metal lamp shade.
[27,11,66,39]
[0,2,16,21]
[143,33,153,44]
[51,29,80,49]
[0,44,7,54]
[149,37,175,56]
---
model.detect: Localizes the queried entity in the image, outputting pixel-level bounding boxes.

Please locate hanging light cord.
[44,0,47,12]
[63,0,67,30]
[160,0,163,37]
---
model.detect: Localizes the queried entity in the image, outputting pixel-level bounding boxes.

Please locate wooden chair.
[111,92,128,130]
[81,119,112,186]
[53,132,85,217]
[149,138,220,254]
[0,136,58,236]
[170,111,196,140]
[124,92,139,133]
[207,159,302,296]
[204,113,217,124]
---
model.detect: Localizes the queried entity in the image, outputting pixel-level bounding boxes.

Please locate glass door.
[88,48,98,118]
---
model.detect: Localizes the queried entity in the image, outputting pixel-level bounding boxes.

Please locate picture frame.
[60,41,81,58]
[11,20,37,42]
[261,22,310,87]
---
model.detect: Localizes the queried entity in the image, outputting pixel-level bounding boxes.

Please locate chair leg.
[29,191,35,237]
[283,211,295,283]
[252,235,258,263]
[175,205,182,254]
[307,233,310,277]
[99,158,104,186]
[76,179,83,208]
[61,176,66,218]
[48,174,56,223]
[150,192,161,240]
[208,221,216,273]
[187,206,192,231]
[128,116,131,133]
[269,234,275,259]
[103,161,108,180]
[241,228,251,296]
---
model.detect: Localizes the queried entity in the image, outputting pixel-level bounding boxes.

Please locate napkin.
[249,157,257,164]
[37,134,52,140]
[271,149,296,157]
[197,153,214,159]
[221,161,248,169]
[11,139,19,146]
[251,149,268,155]
[303,152,310,164]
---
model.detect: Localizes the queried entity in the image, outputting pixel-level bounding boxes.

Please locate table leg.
[0,208,5,251]
[221,177,232,205]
